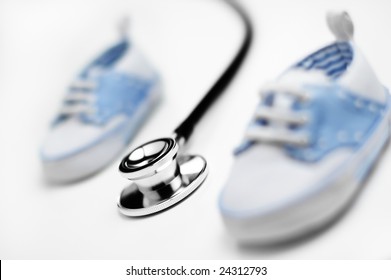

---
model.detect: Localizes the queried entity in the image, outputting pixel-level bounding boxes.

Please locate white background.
[1,0,391,259]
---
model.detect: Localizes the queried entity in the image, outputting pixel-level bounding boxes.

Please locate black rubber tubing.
[173,0,254,142]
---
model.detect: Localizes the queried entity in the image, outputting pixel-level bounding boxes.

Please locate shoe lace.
[246,82,311,146]
[59,79,97,117]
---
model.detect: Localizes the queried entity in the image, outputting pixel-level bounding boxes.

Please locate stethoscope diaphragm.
[118,137,207,216]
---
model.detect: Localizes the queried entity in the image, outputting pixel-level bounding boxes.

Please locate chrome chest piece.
[118,137,208,216]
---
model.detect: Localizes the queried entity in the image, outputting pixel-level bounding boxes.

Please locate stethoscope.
[117,0,253,217]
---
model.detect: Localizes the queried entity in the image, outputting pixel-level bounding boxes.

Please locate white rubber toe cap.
[41,117,127,183]
[41,117,126,161]
[219,145,352,243]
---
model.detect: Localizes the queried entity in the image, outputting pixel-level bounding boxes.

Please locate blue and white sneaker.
[41,20,162,183]
[219,11,391,244]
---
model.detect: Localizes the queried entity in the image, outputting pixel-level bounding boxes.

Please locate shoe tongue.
[277,66,385,103]
[277,68,331,88]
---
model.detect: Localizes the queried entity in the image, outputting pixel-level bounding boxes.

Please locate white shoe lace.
[245,82,311,146]
[60,80,97,117]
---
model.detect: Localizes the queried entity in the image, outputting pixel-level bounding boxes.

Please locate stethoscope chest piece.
[118,137,208,216]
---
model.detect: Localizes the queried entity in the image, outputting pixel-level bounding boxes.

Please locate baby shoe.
[41,19,162,183]
[219,11,391,244]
